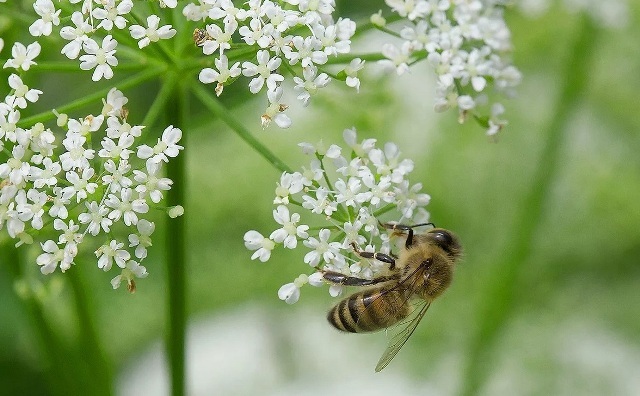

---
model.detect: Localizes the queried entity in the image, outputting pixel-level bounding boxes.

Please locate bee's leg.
[380,222,434,248]
[350,242,397,270]
[322,271,398,286]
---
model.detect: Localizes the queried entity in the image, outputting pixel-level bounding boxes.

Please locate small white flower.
[344,58,365,91]
[6,74,43,109]
[302,187,338,216]
[133,160,172,203]
[136,125,183,164]
[261,87,291,129]
[3,41,41,71]
[293,66,330,107]
[128,219,155,259]
[105,187,149,226]
[283,35,327,67]
[78,201,112,236]
[62,168,98,203]
[2,201,25,238]
[48,188,72,219]
[242,50,284,94]
[105,116,143,139]
[102,159,133,192]
[16,189,48,230]
[269,205,309,249]
[238,17,273,48]
[29,0,61,37]
[79,35,118,81]
[168,205,184,218]
[67,114,105,136]
[278,282,300,304]
[379,42,411,75]
[129,15,177,49]
[198,55,241,96]
[343,127,376,157]
[60,12,92,59]
[110,260,148,293]
[334,177,371,207]
[102,88,129,118]
[98,134,134,160]
[36,240,65,274]
[59,133,95,171]
[386,0,432,21]
[96,239,131,271]
[31,157,61,189]
[201,19,237,55]
[244,230,276,262]
[0,145,31,185]
[93,0,133,31]
[342,220,367,247]
[303,228,344,267]
[54,218,83,246]
[274,172,304,204]
[160,0,177,8]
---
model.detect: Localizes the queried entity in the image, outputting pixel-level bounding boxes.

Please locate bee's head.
[427,228,462,259]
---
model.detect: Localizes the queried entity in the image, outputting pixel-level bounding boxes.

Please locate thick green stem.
[67,269,113,396]
[459,16,598,396]
[191,83,292,173]
[2,248,76,396]
[165,77,188,396]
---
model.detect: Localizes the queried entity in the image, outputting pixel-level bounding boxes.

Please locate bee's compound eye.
[432,231,453,247]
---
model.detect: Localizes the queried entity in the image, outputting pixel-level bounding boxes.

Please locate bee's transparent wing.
[374,299,431,372]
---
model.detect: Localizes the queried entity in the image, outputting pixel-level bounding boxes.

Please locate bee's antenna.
[411,222,435,229]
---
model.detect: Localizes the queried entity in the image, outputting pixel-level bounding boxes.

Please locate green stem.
[191,83,292,173]
[142,75,179,128]
[18,67,165,127]
[67,269,113,396]
[2,248,76,396]
[459,15,598,396]
[165,76,188,396]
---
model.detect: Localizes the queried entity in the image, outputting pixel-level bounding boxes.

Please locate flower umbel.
[0,85,183,291]
[244,128,432,302]
[377,0,522,135]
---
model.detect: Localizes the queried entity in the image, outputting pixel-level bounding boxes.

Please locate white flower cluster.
[377,0,522,135]
[243,128,431,304]
[188,0,361,128]
[0,46,183,291]
[518,0,629,29]
[25,0,177,81]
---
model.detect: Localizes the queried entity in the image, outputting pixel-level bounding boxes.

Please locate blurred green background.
[1,1,640,395]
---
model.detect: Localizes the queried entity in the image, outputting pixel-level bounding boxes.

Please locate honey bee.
[323,222,462,372]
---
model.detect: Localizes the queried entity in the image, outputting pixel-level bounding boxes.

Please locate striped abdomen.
[327,288,411,333]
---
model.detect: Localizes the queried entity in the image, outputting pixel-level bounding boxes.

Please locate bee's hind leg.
[322,271,397,286]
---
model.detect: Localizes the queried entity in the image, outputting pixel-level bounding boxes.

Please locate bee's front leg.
[380,222,434,249]
[350,242,397,270]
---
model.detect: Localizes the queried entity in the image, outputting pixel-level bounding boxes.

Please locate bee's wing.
[374,299,431,372]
